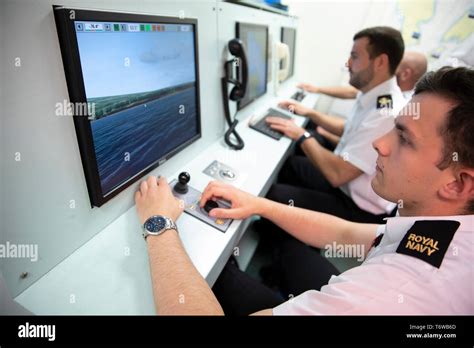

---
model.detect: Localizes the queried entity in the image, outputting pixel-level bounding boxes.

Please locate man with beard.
[265,27,406,223]
[294,51,428,148]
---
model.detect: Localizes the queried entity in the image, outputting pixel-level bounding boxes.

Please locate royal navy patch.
[376,94,393,109]
[396,220,460,268]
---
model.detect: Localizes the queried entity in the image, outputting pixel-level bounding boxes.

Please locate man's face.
[347,37,374,90]
[371,93,455,211]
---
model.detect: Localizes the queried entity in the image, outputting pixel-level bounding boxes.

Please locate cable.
[221,77,245,150]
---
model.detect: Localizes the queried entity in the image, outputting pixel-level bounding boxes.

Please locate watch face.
[145,216,166,232]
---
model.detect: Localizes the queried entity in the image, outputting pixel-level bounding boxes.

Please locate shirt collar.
[402,89,414,100]
[356,76,399,110]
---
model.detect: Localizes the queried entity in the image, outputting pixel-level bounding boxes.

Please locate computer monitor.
[54,8,201,207]
[236,22,268,110]
[281,27,296,80]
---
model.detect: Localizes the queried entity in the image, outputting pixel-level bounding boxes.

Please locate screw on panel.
[20,272,28,279]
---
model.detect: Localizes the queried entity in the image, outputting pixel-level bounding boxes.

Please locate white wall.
[289,1,372,114]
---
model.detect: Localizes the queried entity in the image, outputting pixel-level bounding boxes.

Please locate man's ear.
[374,53,389,72]
[399,67,412,82]
[439,168,474,203]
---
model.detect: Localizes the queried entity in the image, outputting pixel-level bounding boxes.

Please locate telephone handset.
[221,38,248,150]
[228,38,248,101]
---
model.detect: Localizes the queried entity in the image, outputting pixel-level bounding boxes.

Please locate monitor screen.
[236,22,268,110]
[281,27,296,80]
[54,8,201,207]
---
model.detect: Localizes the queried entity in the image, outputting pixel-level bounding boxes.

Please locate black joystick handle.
[204,200,219,214]
[174,172,190,194]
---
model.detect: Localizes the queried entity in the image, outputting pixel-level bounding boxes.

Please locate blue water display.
[90,86,198,194]
[75,22,199,194]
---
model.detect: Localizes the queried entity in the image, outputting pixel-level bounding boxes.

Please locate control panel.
[171,172,232,233]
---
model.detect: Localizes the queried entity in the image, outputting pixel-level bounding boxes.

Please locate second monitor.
[236,22,268,110]
[281,27,296,81]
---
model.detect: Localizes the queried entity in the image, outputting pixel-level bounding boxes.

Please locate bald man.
[395,51,428,99]
[298,51,428,101]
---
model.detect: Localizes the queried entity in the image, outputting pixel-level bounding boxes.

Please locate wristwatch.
[296,131,313,146]
[142,215,178,240]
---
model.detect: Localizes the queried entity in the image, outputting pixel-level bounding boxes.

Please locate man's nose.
[372,131,391,156]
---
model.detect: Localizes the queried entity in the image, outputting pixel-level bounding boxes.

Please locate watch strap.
[296,132,313,146]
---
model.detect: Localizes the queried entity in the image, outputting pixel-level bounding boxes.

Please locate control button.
[219,169,236,180]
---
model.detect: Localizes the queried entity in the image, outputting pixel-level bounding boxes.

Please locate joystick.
[169,172,232,232]
[173,172,190,194]
[203,200,219,214]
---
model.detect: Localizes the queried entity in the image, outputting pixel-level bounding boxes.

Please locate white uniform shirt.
[273,214,474,315]
[402,89,414,101]
[334,76,406,214]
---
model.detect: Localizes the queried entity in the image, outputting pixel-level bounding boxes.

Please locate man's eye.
[398,133,408,145]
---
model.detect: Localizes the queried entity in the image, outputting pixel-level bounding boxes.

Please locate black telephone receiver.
[227,38,248,101]
[221,38,248,150]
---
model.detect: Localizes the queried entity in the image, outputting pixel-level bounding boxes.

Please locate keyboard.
[291,90,306,102]
[249,108,293,140]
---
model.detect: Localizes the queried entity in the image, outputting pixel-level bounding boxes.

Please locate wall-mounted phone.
[221,38,248,150]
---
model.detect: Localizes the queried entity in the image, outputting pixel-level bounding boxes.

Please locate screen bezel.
[236,22,269,110]
[54,7,202,207]
[281,26,296,82]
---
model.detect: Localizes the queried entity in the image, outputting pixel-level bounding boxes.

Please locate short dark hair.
[414,66,474,213]
[353,26,404,75]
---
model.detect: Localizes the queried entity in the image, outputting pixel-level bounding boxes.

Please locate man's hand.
[297,82,319,93]
[265,116,306,140]
[135,176,184,224]
[200,181,265,220]
[278,100,312,117]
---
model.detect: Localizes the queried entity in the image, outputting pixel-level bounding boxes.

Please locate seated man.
[395,51,428,100]
[266,27,407,223]
[135,67,473,315]
[298,51,428,150]
[298,51,428,101]
[296,51,428,149]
